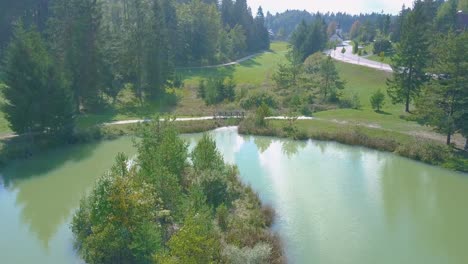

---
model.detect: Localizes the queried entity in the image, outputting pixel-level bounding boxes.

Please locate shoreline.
[1,119,467,173]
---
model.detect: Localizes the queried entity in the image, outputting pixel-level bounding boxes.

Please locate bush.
[165,87,184,106]
[370,90,385,112]
[223,243,272,264]
[255,103,272,127]
[240,91,279,110]
[352,41,359,54]
[198,77,236,105]
[339,93,361,110]
[216,204,229,231]
[396,139,453,165]
[373,38,392,54]
[261,205,275,228]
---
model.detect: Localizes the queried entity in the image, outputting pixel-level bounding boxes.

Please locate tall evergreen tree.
[144,0,176,99]
[387,0,430,113]
[48,0,103,111]
[290,17,327,62]
[220,0,235,28]
[254,6,270,51]
[435,0,459,32]
[416,32,468,145]
[176,0,221,65]
[2,24,74,137]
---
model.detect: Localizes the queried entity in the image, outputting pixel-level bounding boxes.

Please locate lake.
[1,127,467,263]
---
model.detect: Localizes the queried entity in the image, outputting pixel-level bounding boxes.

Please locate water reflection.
[229,128,468,264]
[1,128,468,264]
[0,137,134,263]
[281,140,307,158]
[253,137,272,153]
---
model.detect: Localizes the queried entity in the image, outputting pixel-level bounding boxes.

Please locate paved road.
[327,41,393,72]
[175,51,265,70]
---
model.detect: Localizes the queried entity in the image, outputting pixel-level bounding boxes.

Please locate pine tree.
[2,24,74,137]
[221,0,235,28]
[290,17,327,61]
[416,32,468,145]
[48,0,103,111]
[254,6,270,51]
[145,0,175,99]
[387,0,430,113]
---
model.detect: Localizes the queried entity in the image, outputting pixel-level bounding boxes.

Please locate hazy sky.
[247,0,414,15]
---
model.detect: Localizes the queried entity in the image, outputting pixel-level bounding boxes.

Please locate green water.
[1,127,468,263]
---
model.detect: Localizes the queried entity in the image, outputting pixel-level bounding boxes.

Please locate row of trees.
[0,0,270,138]
[265,10,397,41]
[272,52,346,116]
[289,18,328,62]
[72,119,283,263]
[387,0,468,146]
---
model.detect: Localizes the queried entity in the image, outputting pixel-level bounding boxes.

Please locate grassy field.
[179,42,289,86]
[366,54,392,64]
[359,43,393,64]
[75,42,290,128]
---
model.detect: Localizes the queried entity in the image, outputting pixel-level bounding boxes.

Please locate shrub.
[165,87,184,106]
[370,90,385,112]
[261,205,275,228]
[240,91,279,110]
[198,77,236,105]
[352,41,359,54]
[396,139,453,165]
[373,38,392,54]
[216,204,229,231]
[223,243,272,264]
[255,103,272,127]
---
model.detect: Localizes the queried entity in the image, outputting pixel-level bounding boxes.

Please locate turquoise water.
[1,127,468,263]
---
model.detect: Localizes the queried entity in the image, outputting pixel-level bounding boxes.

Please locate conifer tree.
[2,24,74,137]
[387,0,430,113]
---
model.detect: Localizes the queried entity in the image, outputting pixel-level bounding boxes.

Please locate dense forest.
[265,10,396,40]
[266,0,468,41]
[0,0,269,138]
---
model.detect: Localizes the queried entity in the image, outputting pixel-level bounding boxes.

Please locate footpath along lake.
[1,127,467,263]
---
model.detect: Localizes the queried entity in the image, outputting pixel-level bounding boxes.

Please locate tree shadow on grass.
[238,58,261,68]
[375,110,392,115]
[177,65,236,81]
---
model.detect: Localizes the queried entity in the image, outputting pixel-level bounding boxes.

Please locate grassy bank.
[239,118,468,173]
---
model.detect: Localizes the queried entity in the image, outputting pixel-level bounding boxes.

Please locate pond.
[1,127,467,263]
